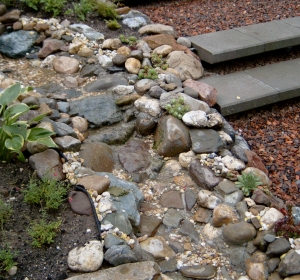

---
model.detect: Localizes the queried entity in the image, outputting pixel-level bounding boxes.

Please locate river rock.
[121,10,151,28]
[68,240,103,272]
[153,45,173,56]
[191,128,224,153]
[202,223,223,240]
[179,150,196,168]
[77,175,110,194]
[68,191,92,215]
[167,51,204,81]
[0,9,20,23]
[135,112,157,136]
[180,265,217,279]
[243,167,271,187]
[29,149,65,180]
[266,238,291,257]
[140,236,176,259]
[54,135,81,152]
[79,143,114,172]
[0,30,38,58]
[221,155,245,171]
[182,110,208,127]
[52,56,79,74]
[102,38,122,50]
[125,57,141,74]
[154,115,191,157]
[189,160,221,190]
[135,79,157,95]
[139,23,177,36]
[134,96,161,117]
[223,221,257,245]
[245,258,267,280]
[212,203,239,227]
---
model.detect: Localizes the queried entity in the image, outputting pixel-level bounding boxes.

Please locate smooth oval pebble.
[180,265,217,279]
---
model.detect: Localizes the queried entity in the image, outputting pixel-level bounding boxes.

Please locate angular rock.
[118,139,151,173]
[185,188,197,211]
[154,115,191,157]
[0,30,38,58]
[104,233,127,249]
[245,150,269,175]
[103,213,133,235]
[139,215,162,236]
[134,96,161,117]
[65,261,160,280]
[178,219,199,243]
[104,245,137,266]
[160,190,184,209]
[194,207,212,223]
[260,208,284,230]
[197,189,222,209]
[163,208,184,228]
[69,24,104,41]
[183,79,217,107]
[278,249,300,277]
[69,94,123,128]
[245,257,267,280]
[54,136,81,152]
[222,155,246,171]
[253,230,276,252]
[266,238,291,257]
[0,9,20,23]
[38,38,65,58]
[189,160,221,190]
[135,112,157,136]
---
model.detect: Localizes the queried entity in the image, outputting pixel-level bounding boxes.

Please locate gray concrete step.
[200,58,300,116]
[189,17,300,64]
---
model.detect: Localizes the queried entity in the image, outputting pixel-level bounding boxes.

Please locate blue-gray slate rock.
[69,94,123,128]
[278,249,300,277]
[103,212,133,235]
[292,206,300,226]
[0,30,38,58]
[97,172,144,226]
[69,24,104,41]
[104,245,138,266]
[104,233,127,249]
[83,73,128,92]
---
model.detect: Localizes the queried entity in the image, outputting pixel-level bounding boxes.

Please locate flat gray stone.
[200,58,300,116]
[65,261,160,280]
[163,208,184,228]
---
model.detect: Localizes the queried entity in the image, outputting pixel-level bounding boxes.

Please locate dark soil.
[1,0,300,279]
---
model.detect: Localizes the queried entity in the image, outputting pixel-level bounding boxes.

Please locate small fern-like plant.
[24,174,68,211]
[235,171,262,196]
[28,215,61,248]
[0,248,17,273]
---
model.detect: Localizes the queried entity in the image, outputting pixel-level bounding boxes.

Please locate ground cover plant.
[235,171,262,196]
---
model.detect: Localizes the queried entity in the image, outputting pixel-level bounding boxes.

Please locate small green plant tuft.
[0,197,12,230]
[235,171,262,196]
[138,65,158,80]
[106,19,121,30]
[0,248,17,273]
[151,53,168,69]
[119,34,138,45]
[71,0,95,21]
[94,1,119,19]
[165,97,190,119]
[20,0,40,10]
[28,215,61,248]
[40,0,66,17]
[24,175,68,211]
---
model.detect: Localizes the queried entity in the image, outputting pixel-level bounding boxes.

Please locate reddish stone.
[245,150,268,175]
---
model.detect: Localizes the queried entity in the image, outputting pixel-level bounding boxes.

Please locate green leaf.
[27,128,56,142]
[4,103,30,123]
[0,83,21,107]
[28,113,47,124]
[15,150,26,162]
[36,137,58,148]
[3,123,28,139]
[5,134,24,151]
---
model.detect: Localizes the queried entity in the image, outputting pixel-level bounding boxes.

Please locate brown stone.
[77,175,111,194]
[194,207,212,223]
[0,9,20,24]
[35,23,50,32]
[13,21,22,30]
[23,22,36,30]
[138,215,162,236]
[160,190,184,209]
[245,150,269,175]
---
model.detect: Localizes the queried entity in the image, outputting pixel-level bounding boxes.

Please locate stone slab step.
[200,58,300,116]
[189,17,300,64]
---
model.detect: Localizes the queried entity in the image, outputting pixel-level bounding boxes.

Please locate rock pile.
[1,3,300,280]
